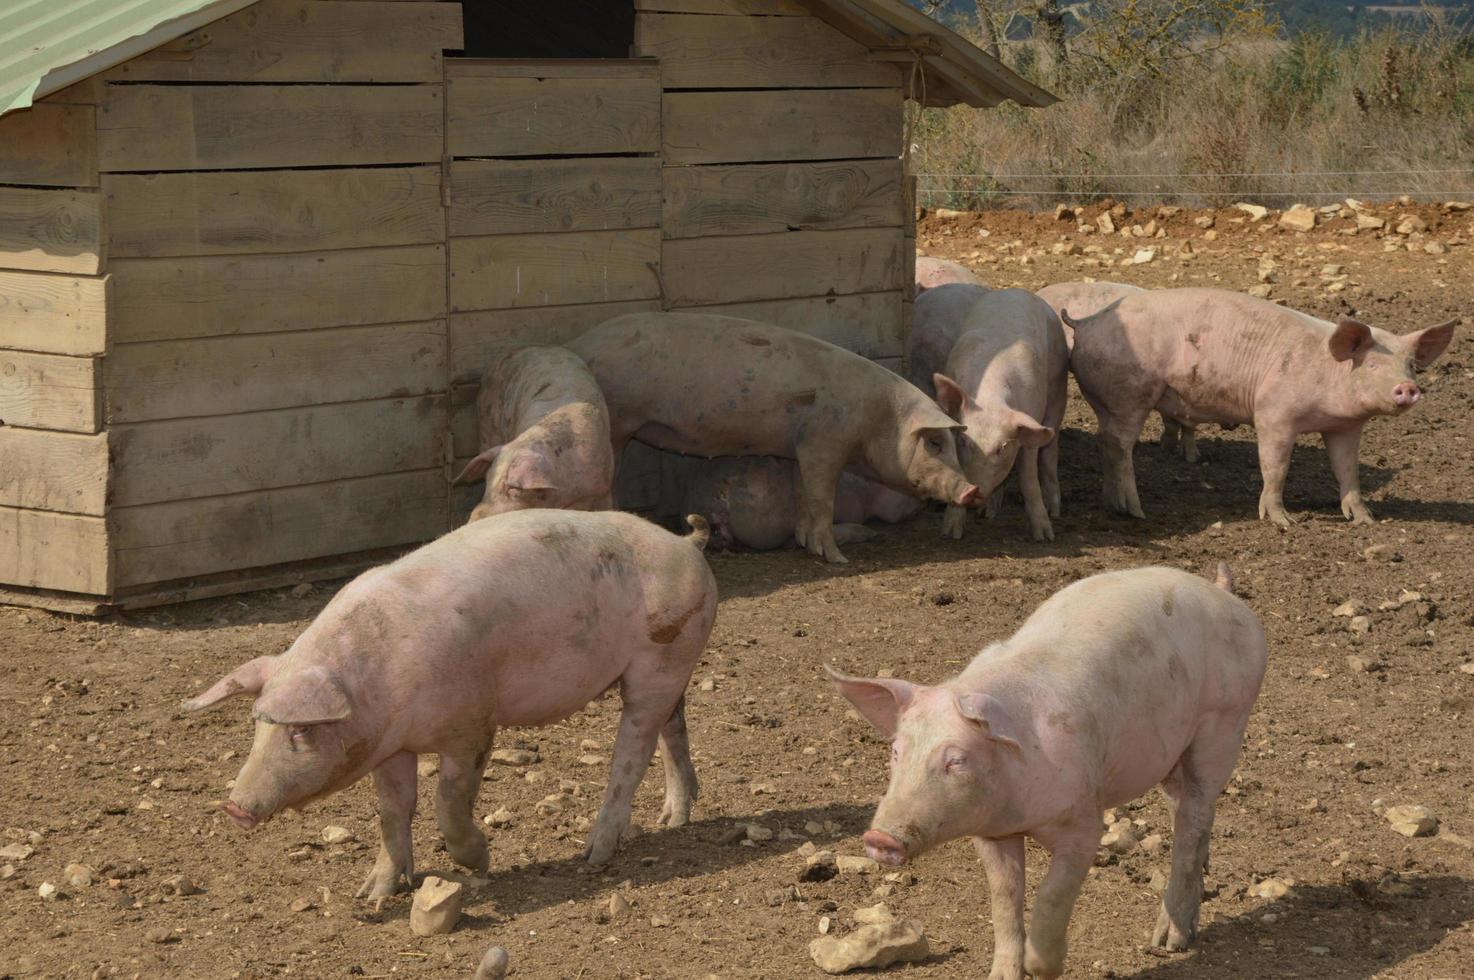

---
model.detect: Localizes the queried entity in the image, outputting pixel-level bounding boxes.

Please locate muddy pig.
[915,256,986,295]
[569,312,979,563]
[658,455,922,551]
[830,564,1266,980]
[1064,287,1457,524]
[911,285,1068,541]
[453,346,613,521]
[183,510,716,903]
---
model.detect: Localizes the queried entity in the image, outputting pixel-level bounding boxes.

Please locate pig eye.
[288,725,311,744]
[942,748,967,774]
[925,435,944,454]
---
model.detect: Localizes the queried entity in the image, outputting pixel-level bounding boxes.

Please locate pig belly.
[633,416,795,459]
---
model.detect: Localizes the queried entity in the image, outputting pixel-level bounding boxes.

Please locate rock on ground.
[475,946,510,980]
[1385,804,1439,838]
[809,919,929,975]
[410,876,463,937]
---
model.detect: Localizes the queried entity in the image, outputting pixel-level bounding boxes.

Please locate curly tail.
[684,514,710,551]
[1214,562,1234,593]
[1060,308,1083,331]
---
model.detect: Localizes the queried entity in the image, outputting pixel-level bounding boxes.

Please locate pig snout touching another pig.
[915,256,986,295]
[831,565,1267,979]
[912,285,1069,541]
[453,346,614,522]
[183,510,717,904]
[1065,288,1457,525]
[570,312,978,564]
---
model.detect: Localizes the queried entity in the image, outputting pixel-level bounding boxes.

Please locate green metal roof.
[0,0,256,115]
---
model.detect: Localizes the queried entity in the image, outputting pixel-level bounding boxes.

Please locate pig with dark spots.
[655,455,922,551]
[453,346,613,522]
[831,565,1266,980]
[1064,287,1458,524]
[915,255,986,295]
[910,285,1068,541]
[183,510,716,903]
[569,312,979,564]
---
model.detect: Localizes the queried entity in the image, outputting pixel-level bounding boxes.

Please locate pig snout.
[1392,381,1421,408]
[955,484,981,507]
[220,799,262,830]
[862,828,909,866]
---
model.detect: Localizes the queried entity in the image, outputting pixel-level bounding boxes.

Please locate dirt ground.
[3,200,1473,980]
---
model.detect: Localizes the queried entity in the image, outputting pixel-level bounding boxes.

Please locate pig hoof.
[356,869,407,902]
[657,800,692,828]
[1031,523,1055,543]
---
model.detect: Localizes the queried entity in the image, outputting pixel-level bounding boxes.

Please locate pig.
[453,346,613,522]
[915,255,985,295]
[1064,287,1457,524]
[656,455,923,551]
[911,285,1069,541]
[1036,280,1203,461]
[830,564,1266,980]
[182,509,716,903]
[569,312,979,564]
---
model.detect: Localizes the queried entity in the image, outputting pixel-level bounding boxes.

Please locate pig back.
[482,346,608,443]
[908,283,993,396]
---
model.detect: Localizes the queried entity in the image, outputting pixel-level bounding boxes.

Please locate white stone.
[809,919,929,975]
[854,903,895,925]
[1236,203,1269,222]
[1332,600,1362,617]
[490,748,538,766]
[320,825,355,845]
[475,946,510,980]
[746,823,774,842]
[1250,876,1294,900]
[1385,804,1438,838]
[410,876,463,936]
[837,855,880,875]
[1133,248,1157,265]
[1279,205,1317,232]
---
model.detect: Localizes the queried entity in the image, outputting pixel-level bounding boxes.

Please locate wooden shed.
[0,0,1053,613]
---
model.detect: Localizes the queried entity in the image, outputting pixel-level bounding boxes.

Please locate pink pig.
[1064,288,1457,524]
[183,510,716,903]
[453,346,614,522]
[915,256,986,295]
[831,564,1266,980]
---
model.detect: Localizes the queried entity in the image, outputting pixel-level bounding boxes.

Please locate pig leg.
[1179,425,1200,463]
[1018,447,1053,542]
[1022,829,1098,979]
[436,741,492,873]
[1323,426,1373,525]
[942,504,969,540]
[1040,437,1061,519]
[1096,409,1149,519]
[974,836,1027,980]
[656,697,699,829]
[1254,422,1299,527]
[357,750,418,905]
[586,683,675,864]
[833,523,878,545]
[793,447,848,564]
[1160,416,1181,455]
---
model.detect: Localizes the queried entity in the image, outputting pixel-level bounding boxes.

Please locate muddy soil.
[2,202,1472,979]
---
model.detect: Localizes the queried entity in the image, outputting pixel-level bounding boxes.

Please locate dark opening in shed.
[460,0,636,59]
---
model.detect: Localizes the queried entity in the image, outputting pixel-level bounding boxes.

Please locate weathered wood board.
[448,67,660,157]
[662,159,904,239]
[662,89,901,165]
[0,103,98,187]
[105,0,463,82]
[98,85,443,172]
[673,291,904,358]
[104,166,444,257]
[0,428,108,515]
[448,299,662,384]
[0,507,109,594]
[0,188,104,274]
[108,245,444,343]
[111,469,446,587]
[110,395,445,506]
[449,230,661,311]
[635,13,899,89]
[450,158,661,237]
[0,351,100,432]
[661,228,903,306]
[105,320,446,423]
[0,270,109,356]
[634,0,805,12]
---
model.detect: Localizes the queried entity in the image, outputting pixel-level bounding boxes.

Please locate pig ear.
[1327,317,1375,361]
[824,666,915,738]
[182,656,279,712]
[453,445,502,486]
[932,373,967,418]
[1406,319,1457,368]
[504,453,557,492]
[910,401,967,437]
[1005,411,1055,449]
[954,693,1023,752]
[252,666,351,725]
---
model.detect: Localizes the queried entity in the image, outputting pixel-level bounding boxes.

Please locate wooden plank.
[662,159,903,239]
[109,245,444,343]
[448,299,662,384]
[104,166,443,258]
[0,584,110,616]
[111,470,447,587]
[662,88,900,165]
[448,59,660,80]
[450,158,661,237]
[903,232,916,299]
[661,227,902,306]
[449,230,661,312]
[0,351,100,432]
[674,291,903,358]
[634,0,805,12]
[98,85,443,172]
[0,507,109,594]
[0,428,109,515]
[0,270,109,356]
[0,187,104,274]
[41,77,103,106]
[635,13,899,88]
[0,103,98,187]
[105,320,446,423]
[448,74,660,157]
[109,546,407,611]
[110,395,445,506]
[105,0,462,83]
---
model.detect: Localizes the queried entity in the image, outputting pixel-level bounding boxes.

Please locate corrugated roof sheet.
[0,0,254,115]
